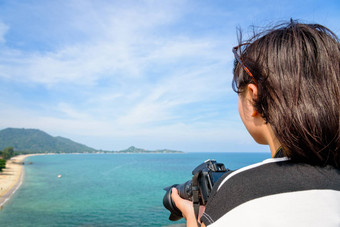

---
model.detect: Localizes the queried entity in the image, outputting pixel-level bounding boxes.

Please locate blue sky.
[0,0,339,152]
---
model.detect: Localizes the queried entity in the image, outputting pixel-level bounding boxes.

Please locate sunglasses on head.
[232,43,257,85]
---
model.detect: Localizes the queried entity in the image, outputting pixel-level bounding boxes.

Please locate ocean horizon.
[0,152,271,226]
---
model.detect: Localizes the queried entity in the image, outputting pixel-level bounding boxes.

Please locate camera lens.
[163,184,183,221]
[177,180,193,200]
[162,180,193,221]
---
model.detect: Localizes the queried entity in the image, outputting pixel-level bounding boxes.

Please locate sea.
[0,152,270,226]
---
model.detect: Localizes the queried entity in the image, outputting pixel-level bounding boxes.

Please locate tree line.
[0,147,17,172]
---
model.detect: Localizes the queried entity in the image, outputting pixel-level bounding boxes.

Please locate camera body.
[163,159,229,221]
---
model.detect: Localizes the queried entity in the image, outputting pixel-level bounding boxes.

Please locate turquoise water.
[0,152,270,226]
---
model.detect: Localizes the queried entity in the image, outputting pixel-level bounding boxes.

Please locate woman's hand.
[171,188,206,227]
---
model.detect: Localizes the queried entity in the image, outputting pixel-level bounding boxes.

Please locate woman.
[171,20,340,226]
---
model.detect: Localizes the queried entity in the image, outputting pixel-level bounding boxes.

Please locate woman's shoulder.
[202,158,340,226]
[216,157,340,193]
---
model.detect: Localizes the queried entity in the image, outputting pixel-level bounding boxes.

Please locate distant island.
[114,146,182,154]
[0,128,183,154]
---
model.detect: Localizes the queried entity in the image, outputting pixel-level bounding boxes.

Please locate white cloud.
[0,34,231,87]
[0,21,9,43]
[0,0,234,139]
[2,0,303,153]
[0,0,236,87]
[0,102,252,151]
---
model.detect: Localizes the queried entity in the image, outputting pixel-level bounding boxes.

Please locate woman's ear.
[247,84,259,117]
[247,84,258,101]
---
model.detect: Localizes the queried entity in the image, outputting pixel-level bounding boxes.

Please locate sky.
[0,0,339,153]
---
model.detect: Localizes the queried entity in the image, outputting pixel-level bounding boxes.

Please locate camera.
[163,159,229,221]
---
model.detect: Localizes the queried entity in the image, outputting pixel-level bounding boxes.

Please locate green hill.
[0,128,97,153]
[0,128,183,154]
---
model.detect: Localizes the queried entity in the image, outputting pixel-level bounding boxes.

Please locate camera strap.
[192,171,201,227]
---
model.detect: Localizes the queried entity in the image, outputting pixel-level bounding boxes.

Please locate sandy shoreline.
[0,154,39,208]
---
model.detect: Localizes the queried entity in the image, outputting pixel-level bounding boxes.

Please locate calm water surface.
[0,152,270,226]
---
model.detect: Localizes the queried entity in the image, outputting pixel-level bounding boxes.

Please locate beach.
[0,154,32,208]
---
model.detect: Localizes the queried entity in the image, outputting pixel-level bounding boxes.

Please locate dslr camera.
[163,159,229,221]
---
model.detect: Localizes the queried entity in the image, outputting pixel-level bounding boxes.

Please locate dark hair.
[232,20,340,167]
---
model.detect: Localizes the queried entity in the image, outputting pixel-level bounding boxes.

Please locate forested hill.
[0,128,183,154]
[0,128,97,153]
